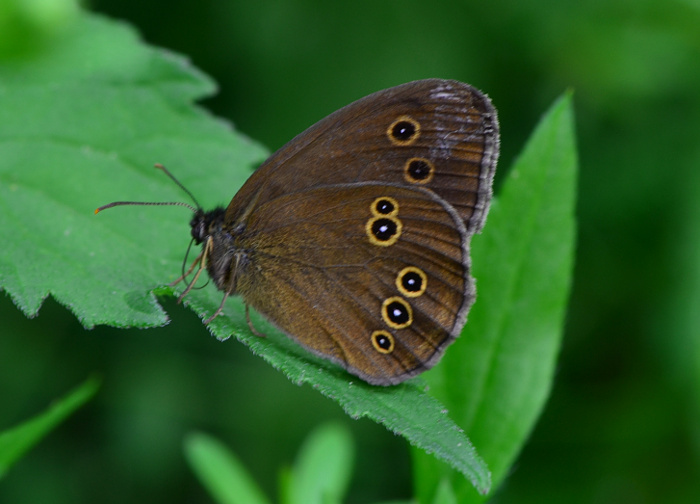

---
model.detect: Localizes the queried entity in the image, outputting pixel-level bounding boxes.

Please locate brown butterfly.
[98,79,499,385]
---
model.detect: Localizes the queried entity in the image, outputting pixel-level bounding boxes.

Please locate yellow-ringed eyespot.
[366,215,402,246]
[396,266,427,297]
[382,296,413,329]
[371,330,395,354]
[371,196,399,216]
[387,116,420,146]
[404,157,435,184]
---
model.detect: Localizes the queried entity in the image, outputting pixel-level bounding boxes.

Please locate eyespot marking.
[387,115,420,146]
[366,216,402,246]
[404,157,435,184]
[396,266,427,297]
[382,296,413,329]
[371,330,395,354]
[371,196,399,216]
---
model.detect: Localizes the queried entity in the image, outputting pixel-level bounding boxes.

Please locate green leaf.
[184,432,271,504]
[282,423,354,504]
[414,93,578,501]
[0,376,100,478]
[0,0,81,59]
[234,311,491,494]
[0,10,490,493]
[431,478,457,504]
[0,12,268,328]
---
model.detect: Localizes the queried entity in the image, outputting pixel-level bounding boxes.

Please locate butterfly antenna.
[95,200,197,214]
[95,164,202,214]
[154,163,202,209]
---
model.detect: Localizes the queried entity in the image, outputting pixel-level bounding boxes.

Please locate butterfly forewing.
[224,79,498,236]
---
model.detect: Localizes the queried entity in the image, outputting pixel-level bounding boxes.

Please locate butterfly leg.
[176,237,212,302]
[169,251,202,286]
[245,304,266,338]
[204,291,229,324]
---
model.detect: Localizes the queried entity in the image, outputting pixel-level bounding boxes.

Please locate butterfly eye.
[189,214,208,243]
[404,158,435,184]
[387,115,421,146]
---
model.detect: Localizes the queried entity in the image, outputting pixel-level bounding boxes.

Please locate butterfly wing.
[234,182,471,385]
[226,79,499,235]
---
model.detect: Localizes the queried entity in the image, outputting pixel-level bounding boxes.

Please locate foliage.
[0,10,575,498]
[2,0,699,502]
[0,377,99,478]
[184,423,355,504]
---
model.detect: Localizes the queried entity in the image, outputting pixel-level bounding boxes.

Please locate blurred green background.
[2,0,699,502]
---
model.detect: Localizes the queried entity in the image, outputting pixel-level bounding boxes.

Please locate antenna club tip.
[94,208,101,215]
